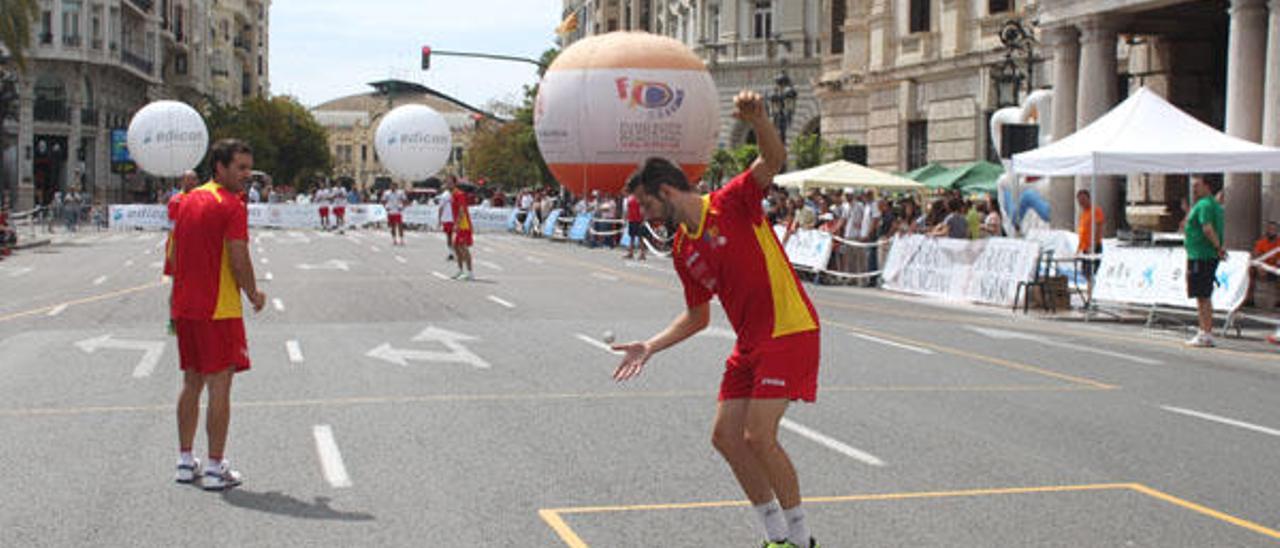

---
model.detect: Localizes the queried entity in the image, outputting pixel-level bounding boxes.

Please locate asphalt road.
[1,226,1278,547]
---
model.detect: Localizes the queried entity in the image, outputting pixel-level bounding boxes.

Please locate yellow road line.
[0,383,1095,418]
[0,281,166,323]
[823,319,1118,390]
[541,483,1280,546]
[1128,483,1280,541]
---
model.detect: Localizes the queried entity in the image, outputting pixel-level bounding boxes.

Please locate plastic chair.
[1014,249,1056,314]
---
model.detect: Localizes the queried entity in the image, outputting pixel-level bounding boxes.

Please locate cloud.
[269,0,563,110]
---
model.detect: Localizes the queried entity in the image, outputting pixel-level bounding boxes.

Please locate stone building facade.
[1,0,271,210]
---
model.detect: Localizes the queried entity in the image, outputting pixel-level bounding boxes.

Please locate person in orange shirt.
[1251,221,1280,307]
[611,91,820,548]
[1076,189,1105,295]
[170,139,266,491]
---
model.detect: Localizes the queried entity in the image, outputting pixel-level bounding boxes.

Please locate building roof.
[311,79,503,122]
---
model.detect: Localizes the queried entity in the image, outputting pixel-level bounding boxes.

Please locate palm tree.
[0,0,40,72]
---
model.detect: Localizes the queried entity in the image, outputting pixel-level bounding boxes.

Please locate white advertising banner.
[109,204,172,230]
[881,234,1040,306]
[111,203,516,233]
[777,228,834,272]
[1093,244,1247,313]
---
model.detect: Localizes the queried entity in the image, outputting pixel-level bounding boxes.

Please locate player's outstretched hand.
[611,341,652,382]
[250,290,267,313]
[732,90,766,122]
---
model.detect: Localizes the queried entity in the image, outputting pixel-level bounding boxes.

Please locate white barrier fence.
[881,234,1041,307]
[110,204,518,233]
[1093,243,1248,313]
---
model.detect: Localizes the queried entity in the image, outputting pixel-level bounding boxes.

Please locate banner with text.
[881,234,1040,306]
[1093,243,1247,313]
[110,204,517,233]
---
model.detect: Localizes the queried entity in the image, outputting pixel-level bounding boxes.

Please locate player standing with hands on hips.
[611,90,821,548]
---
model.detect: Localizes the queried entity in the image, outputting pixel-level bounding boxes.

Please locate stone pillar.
[1224,0,1268,249]
[1262,0,1280,227]
[1046,26,1079,230]
[1075,18,1119,235]
[628,0,640,31]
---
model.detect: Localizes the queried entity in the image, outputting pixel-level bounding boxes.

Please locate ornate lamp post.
[994,19,1037,108]
[767,71,797,145]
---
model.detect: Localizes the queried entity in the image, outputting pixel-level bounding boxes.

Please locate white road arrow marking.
[297,260,351,271]
[75,334,166,378]
[365,326,490,369]
[966,326,1161,365]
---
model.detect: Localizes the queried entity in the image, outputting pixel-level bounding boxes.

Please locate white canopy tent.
[774,160,924,192]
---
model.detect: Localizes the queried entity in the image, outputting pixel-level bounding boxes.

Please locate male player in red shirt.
[612,91,820,548]
[170,139,266,491]
[450,179,474,281]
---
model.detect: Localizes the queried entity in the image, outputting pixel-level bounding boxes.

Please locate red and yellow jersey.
[163,191,187,277]
[171,182,249,320]
[451,189,472,231]
[672,170,819,345]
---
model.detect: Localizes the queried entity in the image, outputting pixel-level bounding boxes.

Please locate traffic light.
[421,46,431,70]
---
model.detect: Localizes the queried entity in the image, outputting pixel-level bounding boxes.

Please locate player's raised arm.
[733,90,785,191]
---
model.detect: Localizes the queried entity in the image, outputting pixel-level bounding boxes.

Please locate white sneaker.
[201,460,242,491]
[451,270,465,280]
[175,458,201,484]
[463,271,475,281]
[1185,332,1215,348]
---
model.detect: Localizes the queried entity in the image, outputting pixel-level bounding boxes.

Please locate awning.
[774,160,925,192]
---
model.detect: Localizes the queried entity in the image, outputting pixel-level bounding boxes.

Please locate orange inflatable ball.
[535,32,720,196]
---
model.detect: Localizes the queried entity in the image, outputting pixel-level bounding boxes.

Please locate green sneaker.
[762,542,797,548]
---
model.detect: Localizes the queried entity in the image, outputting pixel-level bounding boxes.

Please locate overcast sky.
[269,0,563,111]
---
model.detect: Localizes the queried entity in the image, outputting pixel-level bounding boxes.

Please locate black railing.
[121,49,154,75]
[34,102,71,123]
[62,35,82,47]
[80,108,98,126]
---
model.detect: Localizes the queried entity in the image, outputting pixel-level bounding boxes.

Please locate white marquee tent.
[774,160,924,192]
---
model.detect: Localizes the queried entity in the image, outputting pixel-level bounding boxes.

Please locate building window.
[361,145,367,163]
[907,120,928,170]
[753,1,772,40]
[984,111,1001,163]
[175,53,188,75]
[910,0,930,34]
[709,5,719,40]
[257,55,263,76]
[988,0,1011,14]
[831,0,845,55]
[40,11,53,44]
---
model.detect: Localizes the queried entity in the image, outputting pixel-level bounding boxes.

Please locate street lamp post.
[994,19,1037,108]
[767,71,797,145]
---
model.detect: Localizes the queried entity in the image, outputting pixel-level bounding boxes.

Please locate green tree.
[203,96,331,189]
[792,134,853,170]
[466,46,560,190]
[0,0,40,71]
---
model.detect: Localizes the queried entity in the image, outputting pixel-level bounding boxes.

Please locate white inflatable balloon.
[375,104,452,181]
[126,101,209,177]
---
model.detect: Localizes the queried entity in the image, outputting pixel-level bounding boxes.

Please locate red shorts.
[334,206,346,219]
[319,206,330,218]
[453,229,473,247]
[388,213,403,226]
[443,222,454,239]
[175,318,250,375]
[720,330,820,402]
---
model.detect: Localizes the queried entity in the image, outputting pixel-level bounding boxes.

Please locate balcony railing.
[233,36,251,53]
[121,49,154,75]
[34,103,71,123]
[80,107,98,127]
[211,67,230,78]
[62,35,82,47]
[40,33,53,45]
[126,0,154,13]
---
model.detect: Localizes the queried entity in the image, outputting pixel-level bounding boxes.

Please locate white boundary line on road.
[313,425,353,488]
[525,256,545,264]
[591,272,619,282]
[479,260,504,271]
[431,271,450,281]
[780,418,886,467]
[264,271,274,281]
[272,298,284,312]
[1161,406,1280,438]
[286,340,305,364]
[93,275,107,286]
[261,257,269,265]
[848,331,934,355]
[395,255,408,264]
[487,295,516,309]
[47,304,68,317]
[371,245,381,252]
[573,333,622,356]
[124,260,134,267]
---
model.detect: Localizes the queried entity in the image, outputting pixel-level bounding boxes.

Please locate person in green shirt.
[1184,175,1227,347]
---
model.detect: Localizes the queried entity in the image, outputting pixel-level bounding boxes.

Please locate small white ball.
[602,330,615,344]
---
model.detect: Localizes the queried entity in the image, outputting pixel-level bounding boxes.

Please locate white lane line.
[1161,406,1280,438]
[313,425,353,488]
[124,260,134,267]
[780,418,886,467]
[848,331,934,355]
[395,255,408,264]
[525,256,544,264]
[149,261,164,268]
[591,272,619,282]
[257,247,265,254]
[487,295,516,309]
[479,260,504,271]
[260,257,270,265]
[431,271,450,281]
[286,340,305,364]
[967,326,1161,365]
[92,275,108,286]
[272,298,285,312]
[264,271,274,281]
[482,246,495,253]
[47,304,68,317]
[370,245,381,252]
[574,333,623,355]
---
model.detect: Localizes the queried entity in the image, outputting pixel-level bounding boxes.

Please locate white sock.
[754,499,789,542]
[204,458,223,472]
[785,505,811,547]
[178,451,194,466]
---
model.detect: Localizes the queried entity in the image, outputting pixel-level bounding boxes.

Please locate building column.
[1075,18,1119,235]
[1045,25,1079,230]
[1224,0,1268,249]
[1262,0,1280,227]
